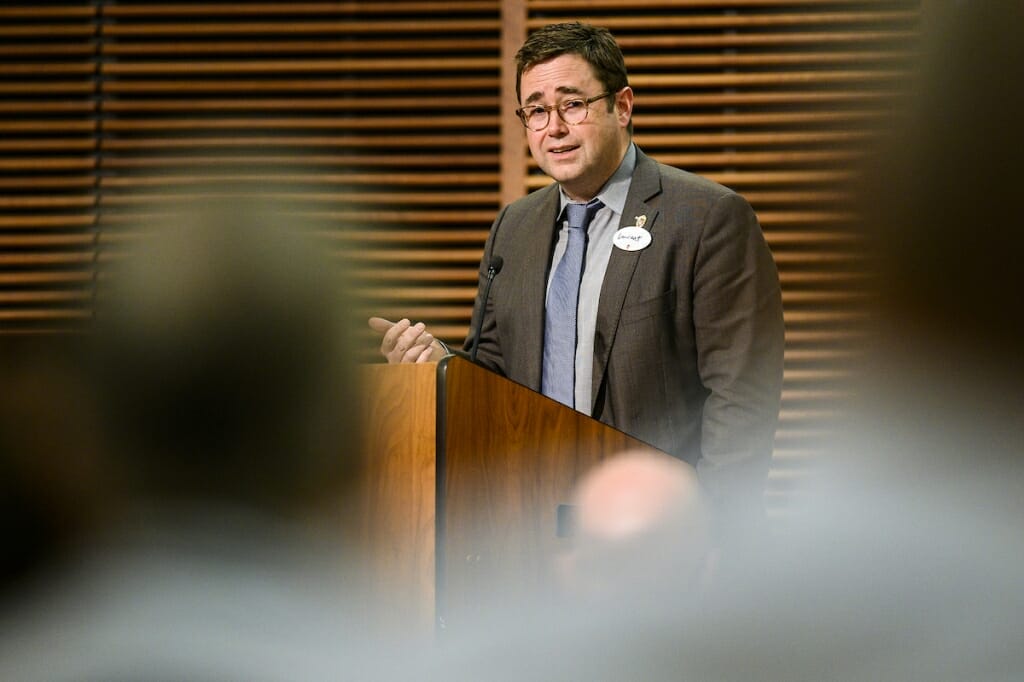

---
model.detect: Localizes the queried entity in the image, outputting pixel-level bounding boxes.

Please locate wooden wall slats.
[0,310,92,321]
[0,253,94,266]
[0,216,96,229]
[349,268,481,282]
[626,51,904,68]
[288,210,495,223]
[636,111,881,127]
[636,91,893,106]
[331,231,492,244]
[97,154,497,169]
[0,272,93,285]
[102,58,501,74]
[0,82,95,95]
[102,2,502,16]
[355,287,480,301]
[531,0,904,7]
[0,176,95,190]
[0,26,95,38]
[0,3,98,331]
[98,192,499,207]
[102,97,501,112]
[102,77,499,93]
[101,117,500,131]
[99,172,501,187]
[102,38,502,56]
[640,150,864,166]
[351,250,484,264]
[632,71,903,87]
[4,63,95,75]
[0,44,95,57]
[0,1,504,336]
[99,136,500,150]
[0,291,91,303]
[0,234,94,248]
[100,20,502,36]
[616,30,915,48]
[638,130,873,145]
[0,196,95,209]
[0,7,96,19]
[528,11,915,30]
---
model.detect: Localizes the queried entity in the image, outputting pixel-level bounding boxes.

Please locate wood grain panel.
[438,356,662,628]
[352,362,438,637]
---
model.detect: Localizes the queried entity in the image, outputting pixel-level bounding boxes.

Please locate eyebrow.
[523,85,585,106]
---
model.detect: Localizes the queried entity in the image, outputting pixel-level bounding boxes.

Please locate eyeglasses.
[515,92,612,131]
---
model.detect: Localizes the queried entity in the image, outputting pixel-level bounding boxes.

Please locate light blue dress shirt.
[547,143,637,415]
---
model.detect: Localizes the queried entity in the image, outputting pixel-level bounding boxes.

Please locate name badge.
[613,215,651,251]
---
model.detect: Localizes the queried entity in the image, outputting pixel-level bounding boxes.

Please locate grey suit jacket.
[465,148,784,518]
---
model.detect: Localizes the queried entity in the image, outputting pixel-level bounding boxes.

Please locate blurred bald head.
[567,450,712,600]
[576,450,706,542]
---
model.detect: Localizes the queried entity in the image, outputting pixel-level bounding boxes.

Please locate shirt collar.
[558,143,637,219]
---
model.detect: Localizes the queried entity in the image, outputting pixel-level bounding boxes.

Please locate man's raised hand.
[367,317,444,364]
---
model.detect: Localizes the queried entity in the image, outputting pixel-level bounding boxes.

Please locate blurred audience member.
[0,336,107,605]
[559,449,712,605]
[0,196,405,680]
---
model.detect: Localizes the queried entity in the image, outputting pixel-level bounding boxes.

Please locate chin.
[546,166,583,186]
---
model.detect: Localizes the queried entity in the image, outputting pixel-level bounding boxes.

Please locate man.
[371,22,784,530]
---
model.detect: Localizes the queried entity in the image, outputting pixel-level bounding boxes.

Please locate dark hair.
[515,22,630,108]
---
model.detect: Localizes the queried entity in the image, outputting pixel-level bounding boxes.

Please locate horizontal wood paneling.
[0,3,97,332]
[87,0,502,354]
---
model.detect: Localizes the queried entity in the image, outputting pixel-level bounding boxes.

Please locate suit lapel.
[590,150,663,409]
[512,185,561,390]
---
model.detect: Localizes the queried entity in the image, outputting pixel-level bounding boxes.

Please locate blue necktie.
[542,198,603,408]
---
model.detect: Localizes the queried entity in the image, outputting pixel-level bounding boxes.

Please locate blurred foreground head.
[565,449,711,601]
[0,337,103,598]
[92,196,360,516]
[852,1,1024,472]
[865,1,1024,373]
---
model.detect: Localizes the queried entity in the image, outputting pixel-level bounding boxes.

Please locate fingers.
[399,337,434,364]
[381,318,412,362]
[395,323,434,363]
[373,317,437,364]
[414,345,437,363]
[367,316,395,334]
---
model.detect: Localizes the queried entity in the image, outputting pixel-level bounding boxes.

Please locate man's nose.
[544,110,569,135]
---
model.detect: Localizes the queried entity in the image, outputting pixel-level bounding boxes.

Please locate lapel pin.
[635,215,647,229]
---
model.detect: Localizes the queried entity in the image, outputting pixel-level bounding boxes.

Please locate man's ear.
[616,87,634,127]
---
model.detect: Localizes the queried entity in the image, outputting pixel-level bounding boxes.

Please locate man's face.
[519,54,633,202]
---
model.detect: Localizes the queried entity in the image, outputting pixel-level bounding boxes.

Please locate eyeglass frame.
[514,92,614,131]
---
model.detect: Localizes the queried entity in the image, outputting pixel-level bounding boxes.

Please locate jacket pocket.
[620,288,676,324]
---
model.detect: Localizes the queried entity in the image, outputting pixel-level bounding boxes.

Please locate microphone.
[487,255,504,277]
[469,255,504,363]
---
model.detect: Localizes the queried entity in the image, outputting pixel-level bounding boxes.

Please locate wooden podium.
[353,355,659,635]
